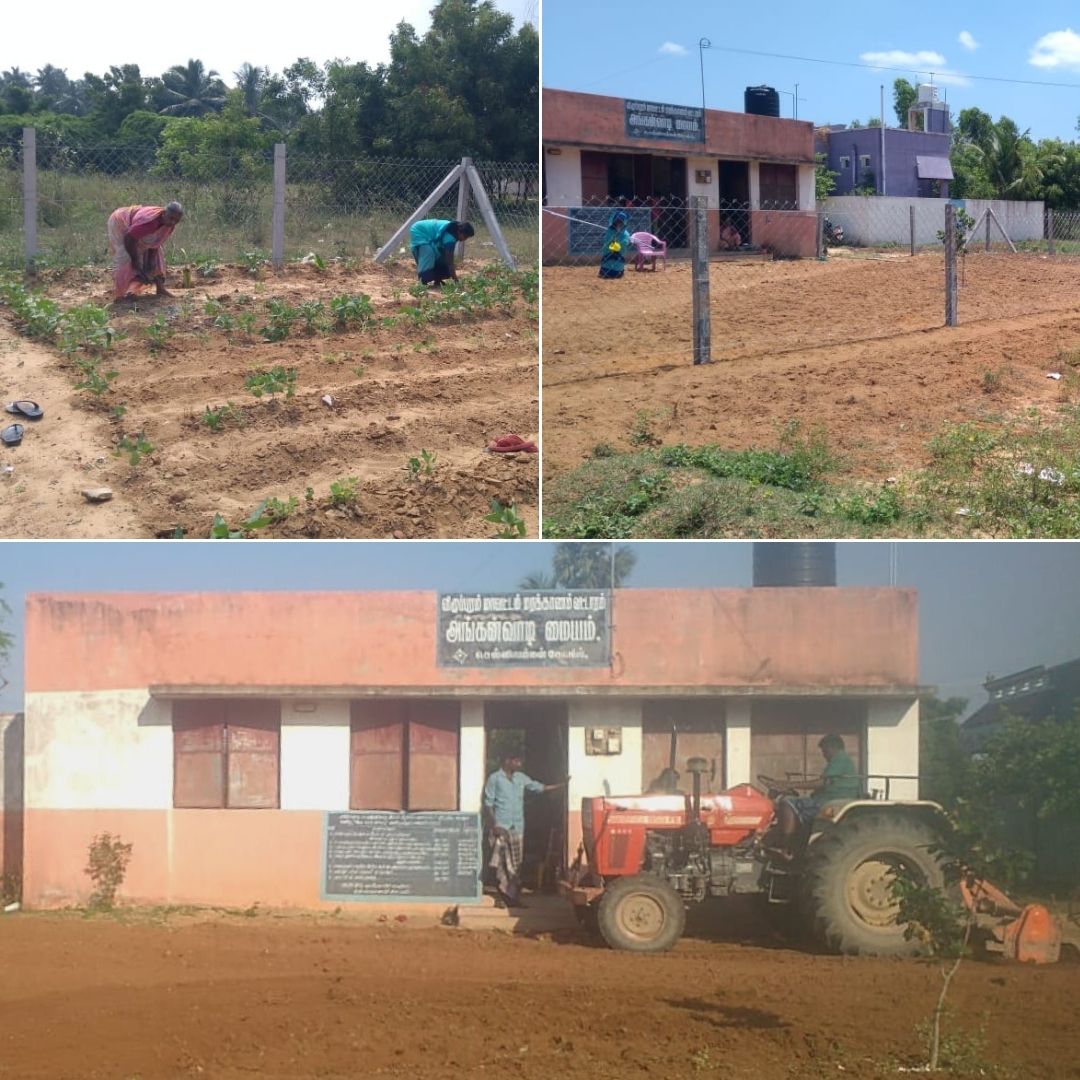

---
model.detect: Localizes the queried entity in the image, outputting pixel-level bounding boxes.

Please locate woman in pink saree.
[107,201,184,300]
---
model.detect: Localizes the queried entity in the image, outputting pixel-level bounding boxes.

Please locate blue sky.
[542,0,1080,141]
[2,542,1078,718]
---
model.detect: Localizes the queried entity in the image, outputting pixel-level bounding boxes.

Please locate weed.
[234,312,257,339]
[213,312,236,333]
[144,314,173,352]
[195,258,220,278]
[75,366,118,397]
[245,366,297,400]
[85,833,133,911]
[833,486,902,525]
[980,367,1005,394]
[591,442,616,459]
[353,365,367,379]
[116,432,154,466]
[305,486,315,506]
[486,498,527,538]
[239,250,267,276]
[629,410,663,448]
[329,477,360,507]
[203,402,244,431]
[203,299,223,317]
[406,448,438,481]
[109,405,127,421]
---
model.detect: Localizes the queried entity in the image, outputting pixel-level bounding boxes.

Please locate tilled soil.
[0,909,1077,1080]
[0,261,537,538]
[542,253,1080,482]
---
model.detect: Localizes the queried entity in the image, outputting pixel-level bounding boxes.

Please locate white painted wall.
[687,157,717,207]
[459,700,486,812]
[724,701,752,786]
[865,699,920,801]
[748,161,761,209]
[24,691,172,810]
[543,148,582,205]
[798,164,816,211]
[280,701,350,811]
[567,699,643,805]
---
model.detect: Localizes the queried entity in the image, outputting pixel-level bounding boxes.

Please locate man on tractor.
[775,733,861,857]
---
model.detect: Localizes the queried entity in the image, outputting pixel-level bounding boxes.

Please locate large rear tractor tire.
[802,813,945,957]
[596,874,686,953]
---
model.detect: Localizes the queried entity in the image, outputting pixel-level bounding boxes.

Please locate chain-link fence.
[0,129,538,270]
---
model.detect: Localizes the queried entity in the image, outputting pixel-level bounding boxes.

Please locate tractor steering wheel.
[756,774,803,798]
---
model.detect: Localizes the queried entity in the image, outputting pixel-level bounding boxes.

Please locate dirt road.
[0,909,1076,1080]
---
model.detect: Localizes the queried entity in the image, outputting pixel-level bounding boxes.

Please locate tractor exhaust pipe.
[687,757,708,820]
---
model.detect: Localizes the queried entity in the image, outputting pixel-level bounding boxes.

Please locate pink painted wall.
[26,589,918,693]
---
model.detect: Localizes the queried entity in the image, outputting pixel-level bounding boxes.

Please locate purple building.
[819,126,953,198]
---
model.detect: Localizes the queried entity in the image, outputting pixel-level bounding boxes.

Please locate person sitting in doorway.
[718,222,742,250]
[409,219,475,288]
[774,733,861,857]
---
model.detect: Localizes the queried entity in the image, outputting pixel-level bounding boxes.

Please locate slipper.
[5,400,43,420]
[488,433,538,454]
[1,424,24,447]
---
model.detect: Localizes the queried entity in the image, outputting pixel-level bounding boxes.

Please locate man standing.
[408,218,475,288]
[482,753,564,908]
[775,733,861,856]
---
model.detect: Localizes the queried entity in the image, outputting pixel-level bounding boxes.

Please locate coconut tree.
[968,118,1044,199]
[158,59,227,116]
[233,63,268,117]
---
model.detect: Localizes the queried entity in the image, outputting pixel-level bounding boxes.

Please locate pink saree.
[107,206,177,299]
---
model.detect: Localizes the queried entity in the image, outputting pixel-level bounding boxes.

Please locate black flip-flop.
[5,401,43,420]
[1,424,24,447]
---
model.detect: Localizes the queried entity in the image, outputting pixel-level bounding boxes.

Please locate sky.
[543,0,1080,142]
[2,541,1078,718]
[1,0,536,84]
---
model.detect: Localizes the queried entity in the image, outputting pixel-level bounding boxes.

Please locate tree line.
[0,0,537,164]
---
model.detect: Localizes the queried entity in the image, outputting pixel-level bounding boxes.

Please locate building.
[542,88,818,259]
[961,657,1080,753]
[819,87,954,198]
[13,586,921,912]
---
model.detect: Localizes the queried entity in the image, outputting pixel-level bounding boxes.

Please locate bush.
[85,832,133,910]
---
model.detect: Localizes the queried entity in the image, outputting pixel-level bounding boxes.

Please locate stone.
[81,487,113,503]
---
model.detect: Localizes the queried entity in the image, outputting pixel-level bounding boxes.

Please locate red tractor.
[561,757,1060,962]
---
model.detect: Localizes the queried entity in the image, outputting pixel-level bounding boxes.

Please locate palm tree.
[233,63,268,117]
[158,59,227,117]
[551,543,636,589]
[968,119,1043,200]
[519,571,557,590]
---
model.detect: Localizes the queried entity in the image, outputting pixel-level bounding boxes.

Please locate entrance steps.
[449,892,579,936]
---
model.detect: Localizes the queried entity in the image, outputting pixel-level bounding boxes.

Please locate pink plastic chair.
[631,231,667,271]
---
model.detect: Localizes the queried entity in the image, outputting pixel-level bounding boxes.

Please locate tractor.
[560,756,1060,962]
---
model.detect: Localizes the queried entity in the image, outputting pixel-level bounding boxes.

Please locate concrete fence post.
[984,210,991,252]
[690,195,711,365]
[271,143,286,269]
[1047,208,1055,258]
[22,127,37,272]
[815,210,824,260]
[455,156,472,261]
[909,205,916,257]
[944,203,958,327]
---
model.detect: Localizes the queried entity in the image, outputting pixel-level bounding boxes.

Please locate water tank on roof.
[916,83,939,104]
[753,543,836,587]
[745,85,781,118]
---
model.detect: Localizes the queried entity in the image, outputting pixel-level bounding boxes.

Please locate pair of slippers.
[488,433,538,454]
[3,401,44,447]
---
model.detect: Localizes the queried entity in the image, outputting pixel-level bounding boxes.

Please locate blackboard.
[567,207,652,256]
[322,811,482,902]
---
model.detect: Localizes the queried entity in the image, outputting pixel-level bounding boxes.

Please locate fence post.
[690,195,711,365]
[455,156,472,262]
[22,127,37,272]
[271,143,286,269]
[984,210,991,253]
[909,205,916,257]
[945,204,958,327]
[1047,208,1055,258]
[815,210,824,260]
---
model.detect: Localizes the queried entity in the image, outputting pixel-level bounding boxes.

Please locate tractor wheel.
[596,874,686,953]
[802,813,945,956]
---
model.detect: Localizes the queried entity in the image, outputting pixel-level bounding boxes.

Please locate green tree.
[158,59,227,117]
[814,152,837,201]
[0,584,12,693]
[519,571,557,590]
[83,64,149,134]
[893,78,918,127]
[918,695,970,807]
[551,543,636,589]
[1,68,35,115]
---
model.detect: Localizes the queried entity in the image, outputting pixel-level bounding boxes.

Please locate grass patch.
[543,411,1080,538]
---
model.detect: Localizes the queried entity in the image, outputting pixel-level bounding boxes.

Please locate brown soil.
[0,262,537,538]
[542,253,1080,482]
[0,908,1076,1080]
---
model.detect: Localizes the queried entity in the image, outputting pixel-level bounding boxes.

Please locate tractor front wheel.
[596,874,686,953]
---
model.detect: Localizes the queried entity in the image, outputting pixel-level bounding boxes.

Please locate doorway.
[718,160,751,247]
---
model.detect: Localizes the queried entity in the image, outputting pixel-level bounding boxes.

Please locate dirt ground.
[0,261,537,538]
[542,252,1080,482]
[0,907,1077,1080]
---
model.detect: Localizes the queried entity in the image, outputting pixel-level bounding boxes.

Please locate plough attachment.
[962,878,1062,964]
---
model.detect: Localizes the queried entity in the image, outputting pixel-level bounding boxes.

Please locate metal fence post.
[945,204,958,327]
[815,210,824,259]
[455,156,472,261]
[690,195,711,365]
[271,142,286,268]
[1047,208,1055,258]
[22,127,37,272]
[909,205,916,257]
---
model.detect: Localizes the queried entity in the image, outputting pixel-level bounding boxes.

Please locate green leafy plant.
[59,303,117,358]
[245,366,297,400]
[330,293,375,330]
[116,432,154,466]
[239,249,267,276]
[195,258,220,278]
[85,832,133,911]
[629,410,663,448]
[261,299,300,342]
[329,476,360,507]
[297,300,326,334]
[144,314,174,352]
[486,498,526,538]
[75,365,118,397]
[202,402,244,431]
[405,448,438,481]
[264,495,299,521]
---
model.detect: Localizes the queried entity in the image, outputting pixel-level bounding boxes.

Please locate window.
[758,163,797,208]
[859,154,872,168]
[173,699,280,809]
[350,700,460,811]
[839,155,851,170]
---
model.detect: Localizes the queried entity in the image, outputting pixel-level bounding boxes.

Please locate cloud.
[658,42,687,56]
[1029,28,1080,71]
[859,48,970,86]
[958,30,979,51]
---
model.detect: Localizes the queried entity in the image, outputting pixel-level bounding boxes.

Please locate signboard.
[322,811,481,902]
[567,207,652,256]
[625,98,704,143]
[438,590,610,667]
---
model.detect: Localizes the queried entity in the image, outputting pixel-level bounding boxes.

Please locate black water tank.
[753,543,836,586]
[745,85,781,118]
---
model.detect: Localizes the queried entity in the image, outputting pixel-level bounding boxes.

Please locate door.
[642,699,725,795]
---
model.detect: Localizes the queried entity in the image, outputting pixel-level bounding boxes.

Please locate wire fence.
[0,130,538,270]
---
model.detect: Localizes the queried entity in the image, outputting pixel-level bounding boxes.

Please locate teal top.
[822,750,861,801]
[483,768,545,832]
[409,219,457,273]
